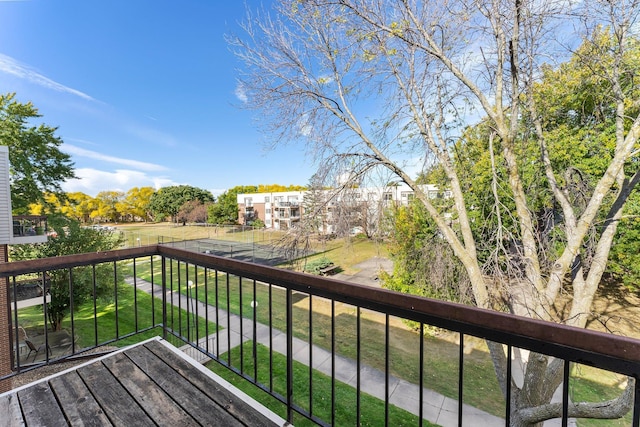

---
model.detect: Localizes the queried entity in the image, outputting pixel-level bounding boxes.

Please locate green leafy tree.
[233,1,640,423]
[0,93,75,213]
[252,218,265,228]
[432,30,640,292]
[208,185,257,224]
[149,185,214,223]
[10,216,124,331]
[383,200,473,304]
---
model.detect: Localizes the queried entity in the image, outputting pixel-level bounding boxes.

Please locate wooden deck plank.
[125,344,247,426]
[48,371,112,426]
[77,361,156,427]
[17,382,67,427]
[101,351,200,426]
[0,338,285,427]
[0,393,25,427]
[144,339,279,427]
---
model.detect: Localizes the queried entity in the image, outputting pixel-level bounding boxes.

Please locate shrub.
[304,257,334,274]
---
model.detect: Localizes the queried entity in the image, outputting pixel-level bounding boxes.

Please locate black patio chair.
[24,339,51,362]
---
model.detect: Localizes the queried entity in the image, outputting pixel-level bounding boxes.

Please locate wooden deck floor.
[0,338,287,427]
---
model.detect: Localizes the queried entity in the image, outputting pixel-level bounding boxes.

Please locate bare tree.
[229,0,640,424]
[177,200,209,225]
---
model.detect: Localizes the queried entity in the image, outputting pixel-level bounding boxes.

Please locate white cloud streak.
[63,168,177,195]
[62,144,168,172]
[0,53,95,101]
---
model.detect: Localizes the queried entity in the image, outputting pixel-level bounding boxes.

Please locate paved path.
[127,276,502,426]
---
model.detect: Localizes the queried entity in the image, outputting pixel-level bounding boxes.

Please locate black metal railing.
[1,245,640,426]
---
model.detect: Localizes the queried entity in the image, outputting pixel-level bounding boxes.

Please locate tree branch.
[520,377,635,424]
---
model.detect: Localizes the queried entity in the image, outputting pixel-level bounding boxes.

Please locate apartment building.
[237,183,449,234]
[238,190,305,231]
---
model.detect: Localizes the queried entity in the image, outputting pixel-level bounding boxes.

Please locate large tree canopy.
[231,0,640,424]
[149,185,214,222]
[120,186,155,222]
[0,93,75,213]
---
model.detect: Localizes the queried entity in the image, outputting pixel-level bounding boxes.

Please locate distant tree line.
[27,184,306,225]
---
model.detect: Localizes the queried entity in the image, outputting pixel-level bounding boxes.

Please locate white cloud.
[62,144,168,172]
[0,53,95,101]
[62,168,177,195]
[234,83,248,103]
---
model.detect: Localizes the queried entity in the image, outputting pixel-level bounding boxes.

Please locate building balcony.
[11,215,48,244]
[275,201,299,207]
[0,246,639,426]
[8,274,51,309]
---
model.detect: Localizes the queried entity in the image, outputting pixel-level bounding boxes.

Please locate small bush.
[304,257,334,274]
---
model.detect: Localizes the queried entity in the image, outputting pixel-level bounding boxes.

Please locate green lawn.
[129,256,635,423]
[91,236,632,424]
[570,365,633,426]
[16,278,218,351]
[207,342,437,427]
[117,223,283,247]
[117,223,388,272]
[130,258,506,417]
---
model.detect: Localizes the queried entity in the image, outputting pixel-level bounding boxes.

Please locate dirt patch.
[586,282,640,337]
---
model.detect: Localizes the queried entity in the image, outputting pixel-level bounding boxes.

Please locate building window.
[266,208,271,214]
[383,192,393,201]
[401,192,414,203]
[265,197,270,203]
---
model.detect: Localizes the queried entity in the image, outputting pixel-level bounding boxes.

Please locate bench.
[319,264,340,276]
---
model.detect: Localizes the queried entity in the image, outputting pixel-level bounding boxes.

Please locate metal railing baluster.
[2,245,640,427]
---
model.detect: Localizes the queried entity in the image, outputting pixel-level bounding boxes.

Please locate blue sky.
[0,0,312,197]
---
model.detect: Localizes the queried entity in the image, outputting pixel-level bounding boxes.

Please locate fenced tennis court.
[118,224,313,266]
[162,238,290,266]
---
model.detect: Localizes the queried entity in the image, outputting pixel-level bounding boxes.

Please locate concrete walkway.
[126,276,502,426]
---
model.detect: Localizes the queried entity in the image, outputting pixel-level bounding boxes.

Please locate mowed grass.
[108,226,632,422]
[131,256,634,422]
[116,223,284,247]
[570,365,633,426]
[16,278,218,351]
[132,258,506,417]
[300,235,389,274]
[116,223,388,272]
[207,342,437,427]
